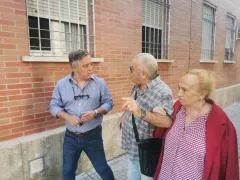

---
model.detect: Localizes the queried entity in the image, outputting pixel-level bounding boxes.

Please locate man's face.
[129,59,146,85]
[72,55,93,80]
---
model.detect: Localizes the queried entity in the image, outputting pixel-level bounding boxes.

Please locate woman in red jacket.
[154,69,239,180]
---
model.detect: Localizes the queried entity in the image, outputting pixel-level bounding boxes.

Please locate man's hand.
[121,97,141,117]
[66,115,81,126]
[80,111,95,123]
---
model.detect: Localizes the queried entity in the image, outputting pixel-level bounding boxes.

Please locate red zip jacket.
[154,100,239,180]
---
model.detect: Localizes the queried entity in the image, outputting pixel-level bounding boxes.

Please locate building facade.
[0,0,240,179]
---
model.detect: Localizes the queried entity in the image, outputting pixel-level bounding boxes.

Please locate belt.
[66,125,101,137]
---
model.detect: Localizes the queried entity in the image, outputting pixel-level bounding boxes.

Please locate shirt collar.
[143,75,161,90]
[69,72,94,84]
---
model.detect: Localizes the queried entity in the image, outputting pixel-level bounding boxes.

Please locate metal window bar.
[225,15,235,61]
[85,0,89,52]
[201,3,216,60]
[142,0,169,59]
[36,0,42,55]
[47,0,53,56]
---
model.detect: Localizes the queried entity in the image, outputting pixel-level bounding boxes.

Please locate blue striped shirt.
[49,74,113,133]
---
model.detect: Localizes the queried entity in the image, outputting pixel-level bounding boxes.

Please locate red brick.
[0,122,23,131]
[9,105,33,112]
[0,96,8,102]
[0,129,11,137]
[21,88,44,94]
[0,85,7,90]
[0,67,19,73]
[20,78,44,83]
[0,78,20,84]
[33,82,54,88]
[0,32,14,37]
[5,61,30,67]
[8,83,32,89]
[11,115,34,122]
[15,9,26,15]
[0,108,8,113]
[0,90,20,96]
[0,19,15,26]
[0,7,14,14]
[6,73,31,78]
[0,1,13,8]
[0,118,10,125]
[0,43,16,49]
[35,112,50,118]
[9,94,32,101]
[24,118,45,126]
[12,124,35,134]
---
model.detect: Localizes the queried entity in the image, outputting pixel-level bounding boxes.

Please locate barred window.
[225,15,236,61]
[201,2,216,60]
[142,0,170,59]
[26,0,95,57]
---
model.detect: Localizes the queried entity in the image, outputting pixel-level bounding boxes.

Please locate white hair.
[135,53,158,79]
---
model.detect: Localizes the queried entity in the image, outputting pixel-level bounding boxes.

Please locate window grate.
[201,2,216,60]
[26,0,95,57]
[141,0,170,59]
[225,15,236,61]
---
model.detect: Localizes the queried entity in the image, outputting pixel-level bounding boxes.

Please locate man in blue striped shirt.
[49,49,114,180]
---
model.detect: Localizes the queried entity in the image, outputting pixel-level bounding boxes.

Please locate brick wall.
[0,0,240,141]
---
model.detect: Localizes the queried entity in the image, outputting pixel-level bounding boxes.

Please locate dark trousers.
[62,126,115,180]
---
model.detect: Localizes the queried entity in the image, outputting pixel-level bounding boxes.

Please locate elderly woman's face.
[177,74,203,106]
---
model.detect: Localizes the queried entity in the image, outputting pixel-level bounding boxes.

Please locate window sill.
[200,60,218,63]
[156,59,175,63]
[21,56,104,63]
[224,60,236,64]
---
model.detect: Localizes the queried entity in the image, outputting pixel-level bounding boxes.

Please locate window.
[225,14,236,61]
[142,0,170,59]
[201,2,216,60]
[26,0,94,57]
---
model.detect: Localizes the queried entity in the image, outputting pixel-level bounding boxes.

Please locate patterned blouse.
[158,106,209,180]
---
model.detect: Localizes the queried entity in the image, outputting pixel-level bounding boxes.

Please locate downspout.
[188,0,193,70]
[91,0,96,57]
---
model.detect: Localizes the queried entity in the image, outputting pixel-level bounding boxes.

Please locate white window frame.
[141,0,171,61]
[200,1,217,62]
[23,0,101,62]
[224,13,236,63]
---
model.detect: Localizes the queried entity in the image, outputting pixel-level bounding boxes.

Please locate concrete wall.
[1,83,240,180]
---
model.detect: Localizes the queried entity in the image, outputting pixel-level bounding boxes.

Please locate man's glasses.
[71,86,90,100]
[74,94,90,100]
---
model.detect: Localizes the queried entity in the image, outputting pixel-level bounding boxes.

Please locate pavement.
[76,103,240,180]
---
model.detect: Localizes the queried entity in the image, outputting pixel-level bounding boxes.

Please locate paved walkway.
[76,103,240,180]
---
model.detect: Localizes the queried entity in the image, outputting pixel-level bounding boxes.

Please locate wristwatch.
[140,108,147,119]
[94,109,101,118]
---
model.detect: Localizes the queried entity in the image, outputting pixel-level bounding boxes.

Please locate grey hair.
[135,53,158,80]
[68,49,89,67]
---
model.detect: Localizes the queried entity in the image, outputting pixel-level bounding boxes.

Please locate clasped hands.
[66,111,96,126]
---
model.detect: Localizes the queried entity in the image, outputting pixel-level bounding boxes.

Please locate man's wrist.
[94,109,101,118]
[134,107,146,119]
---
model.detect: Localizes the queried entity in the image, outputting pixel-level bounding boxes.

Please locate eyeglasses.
[129,65,134,73]
[71,86,90,100]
